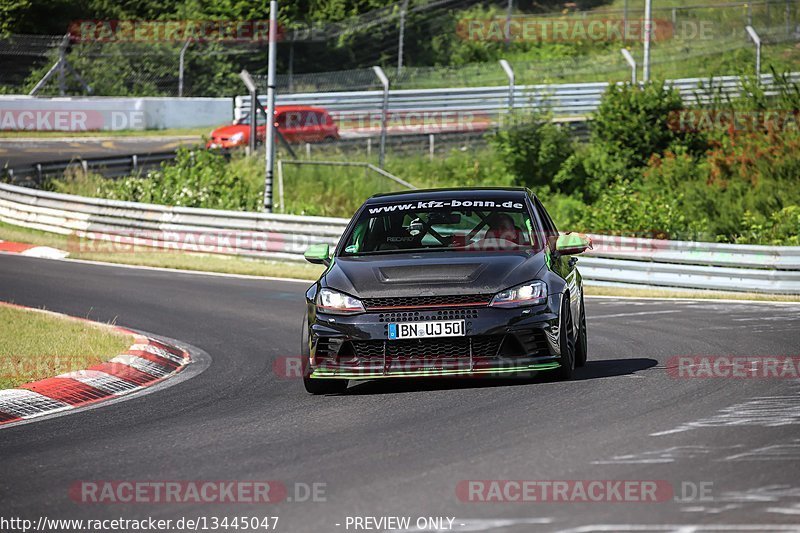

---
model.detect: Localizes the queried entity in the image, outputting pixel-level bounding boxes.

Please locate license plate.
[388,320,465,340]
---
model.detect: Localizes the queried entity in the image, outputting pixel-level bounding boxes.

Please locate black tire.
[300,312,348,394]
[555,296,576,380]
[575,293,588,368]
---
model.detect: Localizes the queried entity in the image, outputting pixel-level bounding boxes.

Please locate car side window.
[533,197,559,250]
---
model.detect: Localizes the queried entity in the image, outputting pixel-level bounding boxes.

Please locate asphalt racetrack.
[0,137,199,168]
[1,254,799,532]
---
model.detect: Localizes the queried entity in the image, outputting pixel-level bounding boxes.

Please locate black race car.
[301,187,592,394]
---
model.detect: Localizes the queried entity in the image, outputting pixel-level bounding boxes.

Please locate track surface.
[1,254,799,532]
[0,137,199,167]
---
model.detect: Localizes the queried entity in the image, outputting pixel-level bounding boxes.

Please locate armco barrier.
[236,73,800,121]
[1,182,799,294]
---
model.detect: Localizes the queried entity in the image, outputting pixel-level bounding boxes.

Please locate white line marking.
[589,310,681,319]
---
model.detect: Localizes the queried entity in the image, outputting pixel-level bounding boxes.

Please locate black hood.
[323,250,547,298]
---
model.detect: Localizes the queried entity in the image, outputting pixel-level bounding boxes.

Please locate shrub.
[489,113,574,189]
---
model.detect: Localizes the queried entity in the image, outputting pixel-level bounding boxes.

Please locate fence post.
[504,0,514,47]
[643,0,652,82]
[397,0,409,76]
[264,0,279,213]
[178,40,191,97]
[372,66,390,169]
[621,48,637,85]
[58,35,68,96]
[745,25,762,83]
[239,70,259,155]
[499,59,515,113]
[428,134,435,160]
[277,159,285,213]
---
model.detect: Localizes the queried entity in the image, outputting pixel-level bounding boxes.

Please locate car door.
[532,195,581,328]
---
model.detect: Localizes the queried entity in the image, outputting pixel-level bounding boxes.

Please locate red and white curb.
[0,305,191,427]
[0,239,68,259]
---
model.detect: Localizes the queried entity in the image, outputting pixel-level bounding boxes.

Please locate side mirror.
[556,233,592,255]
[304,243,330,265]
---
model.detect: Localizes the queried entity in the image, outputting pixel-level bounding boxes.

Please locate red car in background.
[207,105,339,149]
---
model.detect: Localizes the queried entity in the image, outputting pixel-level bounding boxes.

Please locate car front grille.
[351,336,503,360]
[363,294,493,311]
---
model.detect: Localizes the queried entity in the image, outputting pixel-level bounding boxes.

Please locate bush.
[96,149,263,210]
[591,82,705,166]
[489,113,574,189]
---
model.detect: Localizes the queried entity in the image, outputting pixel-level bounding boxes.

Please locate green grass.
[0,304,133,389]
[0,127,207,139]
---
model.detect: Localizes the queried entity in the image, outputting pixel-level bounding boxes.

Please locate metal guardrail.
[237,73,800,121]
[1,181,799,294]
[2,151,178,186]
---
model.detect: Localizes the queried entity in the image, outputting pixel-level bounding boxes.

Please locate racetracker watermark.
[332,110,491,134]
[69,481,327,504]
[668,110,800,133]
[456,17,687,42]
[456,480,713,503]
[67,231,290,255]
[0,109,144,132]
[68,20,282,43]
[667,356,800,379]
[0,356,87,380]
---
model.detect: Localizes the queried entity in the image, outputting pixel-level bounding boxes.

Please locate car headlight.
[230,132,245,143]
[490,281,547,308]
[317,288,365,315]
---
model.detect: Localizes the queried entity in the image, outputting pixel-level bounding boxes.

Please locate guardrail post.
[745,25,762,83]
[621,48,637,85]
[372,66,390,169]
[132,154,138,174]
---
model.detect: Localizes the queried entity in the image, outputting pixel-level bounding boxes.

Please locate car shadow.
[340,357,659,396]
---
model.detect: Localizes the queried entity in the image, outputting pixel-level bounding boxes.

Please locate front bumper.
[307,295,563,379]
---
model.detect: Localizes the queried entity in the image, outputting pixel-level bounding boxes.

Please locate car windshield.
[341,198,541,256]
[236,111,266,126]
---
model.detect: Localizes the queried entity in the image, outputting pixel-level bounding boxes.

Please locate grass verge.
[0,304,133,390]
[0,220,325,280]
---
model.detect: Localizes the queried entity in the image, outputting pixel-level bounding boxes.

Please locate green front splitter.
[310,362,561,379]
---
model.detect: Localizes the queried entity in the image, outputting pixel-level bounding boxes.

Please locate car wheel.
[323,136,336,143]
[555,296,576,380]
[300,312,348,395]
[575,293,588,368]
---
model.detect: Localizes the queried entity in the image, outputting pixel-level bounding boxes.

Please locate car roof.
[365,187,530,205]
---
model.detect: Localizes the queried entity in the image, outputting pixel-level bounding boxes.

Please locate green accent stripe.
[310,363,561,379]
